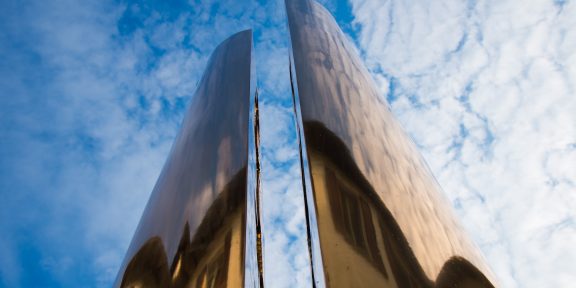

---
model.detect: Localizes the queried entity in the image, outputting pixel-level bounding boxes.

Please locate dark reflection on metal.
[115,30,259,288]
[250,89,265,288]
[245,42,262,288]
[286,0,497,287]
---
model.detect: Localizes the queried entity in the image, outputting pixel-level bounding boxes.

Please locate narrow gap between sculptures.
[289,56,318,288]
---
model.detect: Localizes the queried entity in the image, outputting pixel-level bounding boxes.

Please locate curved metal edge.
[245,29,265,288]
[285,1,328,286]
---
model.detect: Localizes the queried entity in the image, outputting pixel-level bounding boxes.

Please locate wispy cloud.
[3,0,572,287]
[259,99,312,287]
[0,0,313,286]
[346,0,576,286]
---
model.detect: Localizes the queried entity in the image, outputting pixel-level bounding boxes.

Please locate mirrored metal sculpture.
[286,0,496,287]
[114,30,261,288]
[115,2,498,287]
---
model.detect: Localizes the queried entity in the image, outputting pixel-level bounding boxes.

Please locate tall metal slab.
[115,30,261,288]
[286,0,497,287]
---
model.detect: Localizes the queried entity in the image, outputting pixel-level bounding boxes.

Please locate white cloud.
[348,0,576,286]
[260,155,313,288]
[259,94,313,287]
[0,0,315,286]
[9,0,571,287]
[249,3,319,285]
[0,0,221,285]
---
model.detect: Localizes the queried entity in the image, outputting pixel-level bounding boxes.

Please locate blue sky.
[0,0,575,287]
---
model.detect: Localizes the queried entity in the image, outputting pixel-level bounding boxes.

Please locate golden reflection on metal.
[115,30,258,288]
[286,0,497,287]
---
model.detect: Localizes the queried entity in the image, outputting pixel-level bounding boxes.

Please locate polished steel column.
[114,30,261,288]
[286,0,497,287]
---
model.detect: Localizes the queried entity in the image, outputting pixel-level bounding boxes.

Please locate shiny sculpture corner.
[115,1,499,286]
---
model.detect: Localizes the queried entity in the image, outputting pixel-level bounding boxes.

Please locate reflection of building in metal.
[114,30,261,288]
[286,0,497,287]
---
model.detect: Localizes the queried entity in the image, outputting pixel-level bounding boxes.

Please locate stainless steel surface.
[114,30,259,288]
[286,0,497,287]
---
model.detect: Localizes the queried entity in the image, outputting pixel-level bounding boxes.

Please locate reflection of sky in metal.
[0,0,574,287]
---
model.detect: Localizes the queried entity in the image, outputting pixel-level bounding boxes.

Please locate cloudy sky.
[0,0,574,287]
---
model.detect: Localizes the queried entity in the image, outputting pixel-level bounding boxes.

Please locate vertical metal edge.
[245,29,265,288]
[254,89,264,288]
[285,1,327,286]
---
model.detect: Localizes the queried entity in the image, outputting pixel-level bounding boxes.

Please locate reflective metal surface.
[114,30,260,288]
[289,54,326,288]
[286,0,497,287]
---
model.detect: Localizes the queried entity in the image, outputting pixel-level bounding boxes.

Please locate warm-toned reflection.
[114,30,257,288]
[305,123,494,287]
[286,0,497,286]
